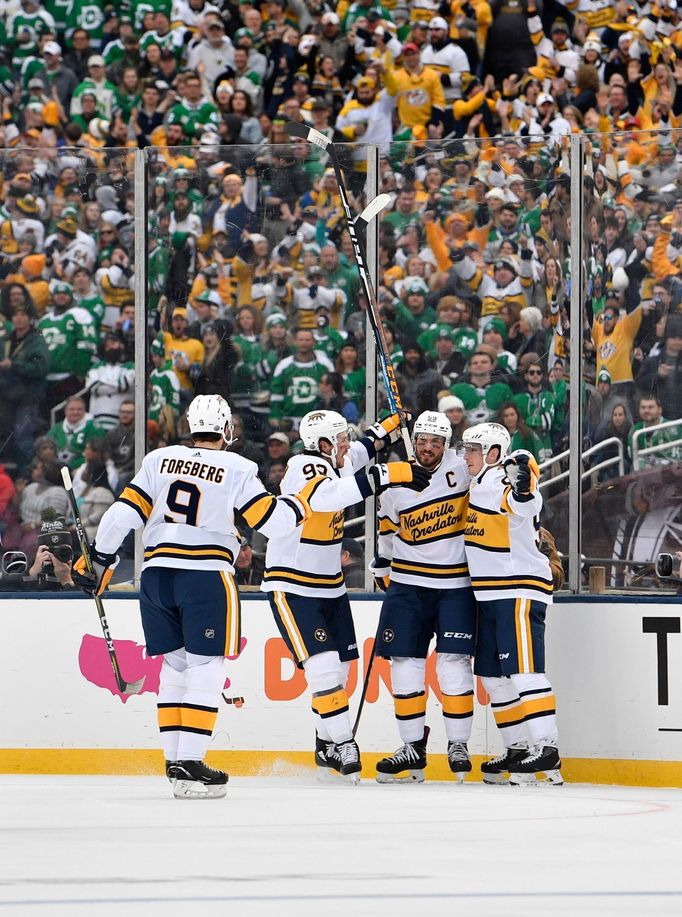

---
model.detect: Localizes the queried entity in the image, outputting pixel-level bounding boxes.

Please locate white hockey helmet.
[412,410,452,449]
[299,410,349,467]
[461,422,511,461]
[187,394,234,445]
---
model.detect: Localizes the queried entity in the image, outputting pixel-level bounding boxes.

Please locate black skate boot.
[447,741,472,783]
[481,744,529,785]
[168,759,229,798]
[165,760,177,784]
[508,740,563,786]
[314,734,343,781]
[337,739,362,783]
[376,727,430,784]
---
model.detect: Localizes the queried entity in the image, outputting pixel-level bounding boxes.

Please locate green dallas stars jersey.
[269,353,334,422]
[66,0,105,44]
[9,9,56,60]
[38,307,97,378]
[149,362,181,422]
[48,416,106,469]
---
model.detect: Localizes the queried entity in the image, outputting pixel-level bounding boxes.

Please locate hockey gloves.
[72,545,119,596]
[365,412,410,451]
[503,450,540,501]
[368,462,431,493]
[369,556,391,592]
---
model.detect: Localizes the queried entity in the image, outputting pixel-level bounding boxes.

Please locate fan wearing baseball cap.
[420,16,471,120]
[382,39,446,136]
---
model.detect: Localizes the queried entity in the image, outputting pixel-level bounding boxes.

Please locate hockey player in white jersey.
[461,422,562,785]
[262,409,430,781]
[370,411,475,784]
[72,395,324,799]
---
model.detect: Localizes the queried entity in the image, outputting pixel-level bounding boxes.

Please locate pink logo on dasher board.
[78,635,247,703]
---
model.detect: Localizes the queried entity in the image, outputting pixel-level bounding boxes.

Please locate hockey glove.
[368,462,431,493]
[365,412,410,451]
[72,545,119,596]
[369,555,391,592]
[503,450,539,500]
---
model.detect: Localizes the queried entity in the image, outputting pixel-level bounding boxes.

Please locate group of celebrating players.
[71,392,561,799]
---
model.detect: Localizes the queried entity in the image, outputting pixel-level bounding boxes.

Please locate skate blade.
[316,767,361,785]
[173,779,227,799]
[482,773,511,786]
[376,770,425,784]
[508,770,564,787]
[449,772,466,784]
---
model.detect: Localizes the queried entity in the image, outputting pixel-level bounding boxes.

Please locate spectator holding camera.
[26,511,76,590]
[2,460,70,559]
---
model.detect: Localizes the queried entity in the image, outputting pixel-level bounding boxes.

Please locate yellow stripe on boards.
[2,749,681,786]
[273,591,307,662]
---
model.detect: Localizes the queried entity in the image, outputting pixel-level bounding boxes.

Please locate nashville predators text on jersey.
[378,450,471,589]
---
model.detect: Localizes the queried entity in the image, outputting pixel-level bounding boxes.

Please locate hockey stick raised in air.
[284,121,414,460]
[61,466,145,696]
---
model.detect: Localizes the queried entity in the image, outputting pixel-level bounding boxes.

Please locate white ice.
[1,775,681,917]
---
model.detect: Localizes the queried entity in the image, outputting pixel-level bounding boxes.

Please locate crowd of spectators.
[2,0,682,584]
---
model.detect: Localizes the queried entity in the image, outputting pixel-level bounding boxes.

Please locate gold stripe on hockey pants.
[220,571,241,657]
[273,591,308,662]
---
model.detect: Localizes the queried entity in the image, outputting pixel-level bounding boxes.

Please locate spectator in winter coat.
[636,314,682,421]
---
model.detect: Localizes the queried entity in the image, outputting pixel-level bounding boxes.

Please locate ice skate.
[376,727,429,784]
[314,734,343,782]
[337,739,362,784]
[508,741,563,786]
[480,744,529,785]
[168,760,229,798]
[165,760,177,784]
[447,741,472,784]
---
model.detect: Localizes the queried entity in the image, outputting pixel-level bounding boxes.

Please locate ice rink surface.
[1,774,681,917]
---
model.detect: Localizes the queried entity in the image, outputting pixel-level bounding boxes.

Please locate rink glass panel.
[0,146,138,591]
[574,128,682,591]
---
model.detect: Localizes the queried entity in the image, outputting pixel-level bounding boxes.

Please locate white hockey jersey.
[94,445,309,573]
[378,450,471,589]
[262,442,374,598]
[420,42,470,103]
[464,463,552,604]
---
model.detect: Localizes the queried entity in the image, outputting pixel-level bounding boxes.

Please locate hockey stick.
[61,466,145,696]
[352,639,377,738]
[284,121,414,459]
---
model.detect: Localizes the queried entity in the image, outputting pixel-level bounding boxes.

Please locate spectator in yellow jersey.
[591,292,647,404]
[163,307,205,404]
[383,43,446,137]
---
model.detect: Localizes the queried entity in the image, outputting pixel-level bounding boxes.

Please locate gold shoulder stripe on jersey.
[240,493,277,530]
[118,484,153,522]
[379,515,399,534]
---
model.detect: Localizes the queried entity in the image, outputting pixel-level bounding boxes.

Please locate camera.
[655,553,680,578]
[37,517,74,573]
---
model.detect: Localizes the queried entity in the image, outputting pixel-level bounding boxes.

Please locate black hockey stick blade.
[283,120,327,146]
